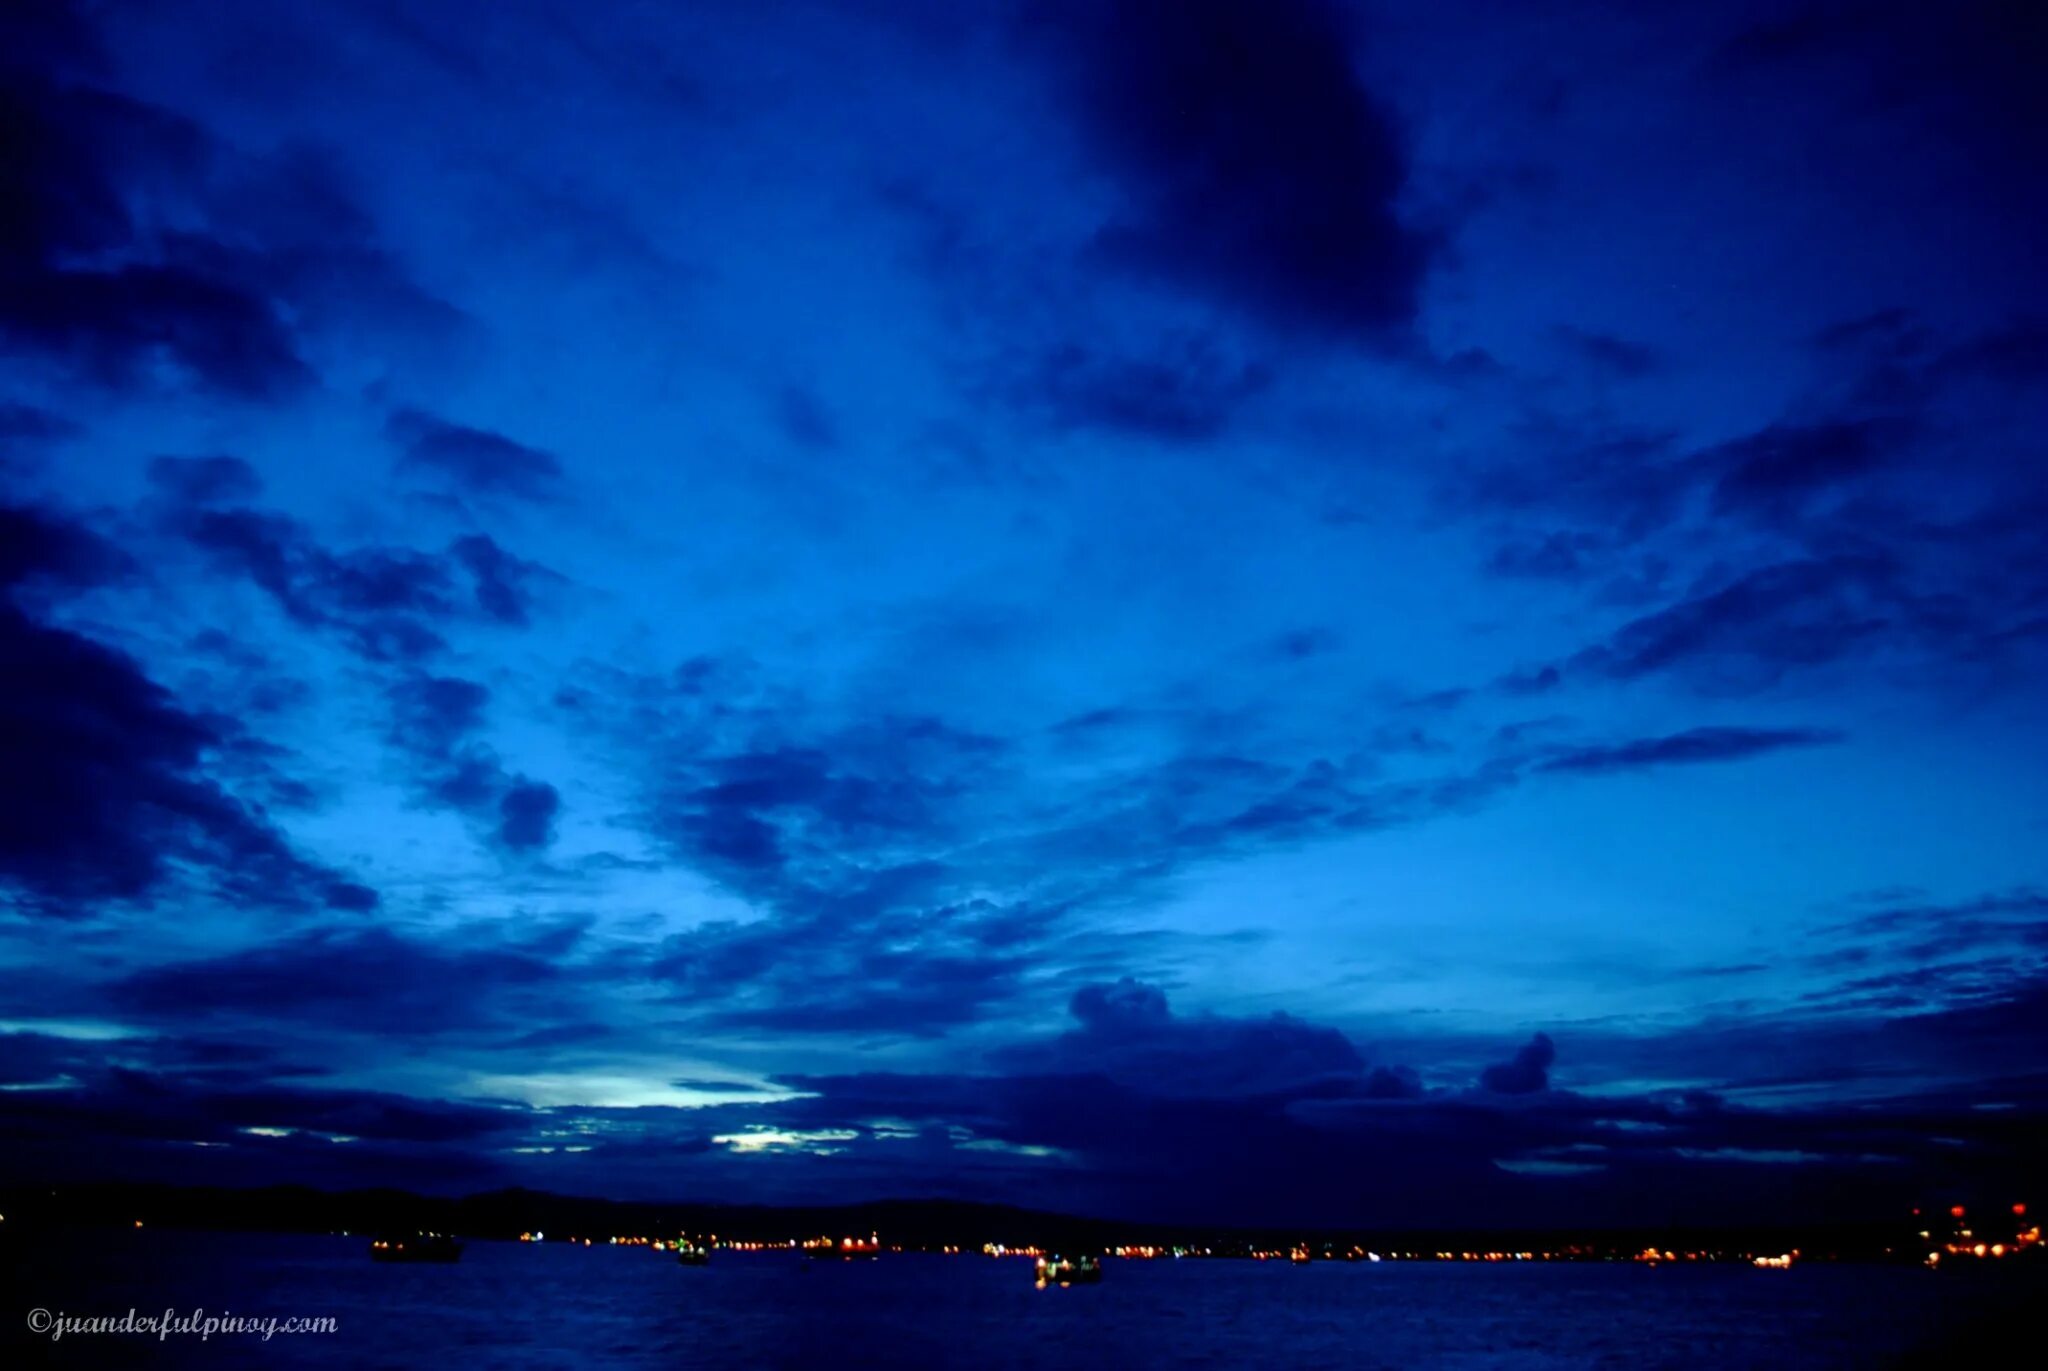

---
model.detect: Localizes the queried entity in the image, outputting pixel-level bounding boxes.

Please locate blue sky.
[3,0,2045,1226]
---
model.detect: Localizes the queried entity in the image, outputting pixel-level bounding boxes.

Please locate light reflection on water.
[5,1229,2040,1369]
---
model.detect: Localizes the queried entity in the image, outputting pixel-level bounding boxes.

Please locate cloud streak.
[1537,726,1844,776]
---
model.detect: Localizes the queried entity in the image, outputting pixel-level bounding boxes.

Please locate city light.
[327,1195,2042,1272]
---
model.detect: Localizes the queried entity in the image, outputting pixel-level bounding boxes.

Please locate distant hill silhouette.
[0,1180,1935,1260]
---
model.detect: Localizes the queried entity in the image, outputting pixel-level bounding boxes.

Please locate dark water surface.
[5,1230,2038,1368]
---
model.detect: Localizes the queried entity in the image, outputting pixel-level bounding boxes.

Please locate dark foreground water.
[5,1230,2040,1369]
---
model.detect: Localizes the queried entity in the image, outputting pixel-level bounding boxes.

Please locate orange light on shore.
[1951,1206,1966,1219]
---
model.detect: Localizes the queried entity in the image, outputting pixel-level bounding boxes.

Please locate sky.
[2,0,2045,1229]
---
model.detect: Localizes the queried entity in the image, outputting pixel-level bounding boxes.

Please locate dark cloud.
[0,265,312,397]
[0,1029,104,1087]
[0,1067,529,1193]
[1033,0,1430,337]
[388,673,490,756]
[1826,887,2048,943]
[0,32,301,395]
[1496,664,1563,696]
[1463,422,1685,541]
[449,533,551,626]
[1,502,371,914]
[1362,1065,1424,1100]
[1465,382,1954,630]
[1706,418,1908,518]
[146,453,265,505]
[749,1017,2046,1225]
[324,880,379,912]
[1928,317,2048,387]
[996,978,1366,1096]
[114,924,572,1035]
[510,1023,614,1050]
[1713,5,1875,69]
[0,401,79,447]
[1808,310,2048,422]
[1070,976,1170,1031]
[1553,326,1661,378]
[498,778,560,850]
[555,658,1627,1038]
[14,1046,2035,1226]
[0,500,134,590]
[13,961,2048,1226]
[1479,308,2048,690]
[385,673,561,854]
[1619,964,2048,1107]
[0,5,448,396]
[655,899,1035,1038]
[168,500,556,661]
[387,407,565,502]
[1712,2,2048,206]
[191,144,469,349]
[1798,889,2048,1034]
[1537,725,1844,776]
[1471,413,1914,554]
[197,1081,520,1145]
[1007,337,1271,442]
[1579,557,1900,686]
[177,506,453,660]
[0,614,355,914]
[1479,1032,1556,1095]
[650,720,999,905]
[1485,529,1602,580]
